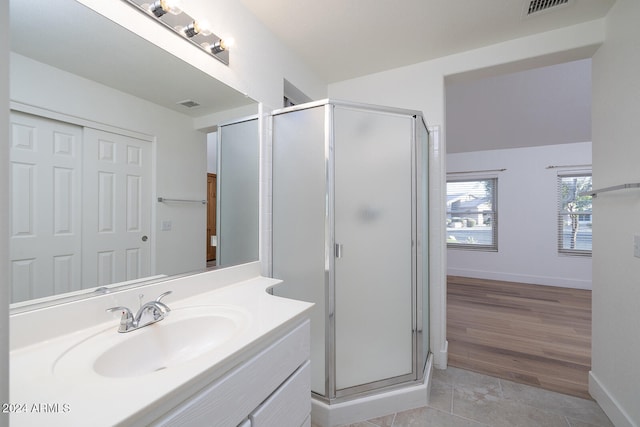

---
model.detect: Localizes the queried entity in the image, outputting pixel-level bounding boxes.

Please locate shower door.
[332,106,415,395]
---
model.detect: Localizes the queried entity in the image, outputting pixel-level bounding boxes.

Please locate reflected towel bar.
[447,168,506,175]
[158,197,207,204]
[580,183,640,198]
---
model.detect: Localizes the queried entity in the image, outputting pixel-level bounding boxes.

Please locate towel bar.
[580,183,640,198]
[157,197,207,204]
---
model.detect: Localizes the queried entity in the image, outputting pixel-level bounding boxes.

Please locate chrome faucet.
[106,291,172,333]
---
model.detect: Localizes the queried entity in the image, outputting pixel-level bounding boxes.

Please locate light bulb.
[210,39,230,54]
[149,0,182,17]
[223,37,235,49]
[184,19,212,38]
[195,20,212,36]
[163,0,183,15]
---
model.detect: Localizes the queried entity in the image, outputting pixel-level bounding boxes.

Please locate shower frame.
[270,99,430,404]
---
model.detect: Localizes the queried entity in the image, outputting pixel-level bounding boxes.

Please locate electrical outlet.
[634,235,640,258]
[162,220,172,231]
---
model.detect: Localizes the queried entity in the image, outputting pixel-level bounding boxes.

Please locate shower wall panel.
[272,106,327,395]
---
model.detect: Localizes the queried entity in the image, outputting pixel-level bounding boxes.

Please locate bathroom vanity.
[9,262,313,427]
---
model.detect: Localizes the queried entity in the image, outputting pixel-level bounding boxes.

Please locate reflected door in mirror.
[9,112,152,302]
[207,173,217,262]
[10,112,83,302]
[82,128,151,288]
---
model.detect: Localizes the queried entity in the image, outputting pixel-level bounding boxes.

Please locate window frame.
[557,172,592,257]
[446,177,498,252]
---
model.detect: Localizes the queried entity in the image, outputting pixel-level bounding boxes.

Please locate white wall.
[10,53,207,278]
[446,59,592,153]
[591,0,640,425]
[447,142,592,289]
[0,0,9,423]
[329,20,605,370]
[329,20,604,131]
[207,132,218,174]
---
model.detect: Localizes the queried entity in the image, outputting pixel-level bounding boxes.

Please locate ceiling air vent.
[524,0,572,17]
[177,100,200,108]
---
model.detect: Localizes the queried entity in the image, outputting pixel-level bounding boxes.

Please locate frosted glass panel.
[218,118,259,267]
[334,107,414,390]
[271,106,328,396]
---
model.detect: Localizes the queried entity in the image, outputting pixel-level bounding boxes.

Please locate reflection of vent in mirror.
[524,0,571,17]
[178,100,201,108]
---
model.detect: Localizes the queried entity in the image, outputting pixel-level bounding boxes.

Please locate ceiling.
[239,0,614,83]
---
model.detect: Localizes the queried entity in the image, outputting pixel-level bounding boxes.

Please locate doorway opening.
[206,131,218,269]
[444,58,593,398]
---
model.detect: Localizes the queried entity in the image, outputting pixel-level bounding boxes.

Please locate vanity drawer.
[153,319,310,427]
[250,361,310,427]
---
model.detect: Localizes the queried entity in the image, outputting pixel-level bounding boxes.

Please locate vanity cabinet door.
[152,320,310,427]
[249,361,310,427]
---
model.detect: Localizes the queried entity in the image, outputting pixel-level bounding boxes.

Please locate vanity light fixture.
[123,0,232,65]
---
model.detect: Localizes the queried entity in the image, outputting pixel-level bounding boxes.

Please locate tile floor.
[333,367,613,427]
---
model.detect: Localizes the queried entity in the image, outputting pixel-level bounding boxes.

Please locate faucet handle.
[106,306,134,333]
[106,306,133,317]
[156,290,172,302]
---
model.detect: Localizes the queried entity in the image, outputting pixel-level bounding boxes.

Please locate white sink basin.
[53,305,250,378]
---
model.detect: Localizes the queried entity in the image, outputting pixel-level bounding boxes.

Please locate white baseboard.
[311,355,433,427]
[447,268,592,290]
[589,371,637,427]
[433,340,448,370]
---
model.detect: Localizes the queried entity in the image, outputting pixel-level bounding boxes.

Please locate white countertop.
[9,272,313,426]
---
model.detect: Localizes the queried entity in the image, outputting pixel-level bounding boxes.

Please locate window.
[557,174,592,255]
[446,178,497,251]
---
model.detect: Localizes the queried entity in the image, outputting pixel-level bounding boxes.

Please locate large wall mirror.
[9,0,259,310]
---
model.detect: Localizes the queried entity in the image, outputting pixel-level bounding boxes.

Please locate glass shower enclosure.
[271,99,429,402]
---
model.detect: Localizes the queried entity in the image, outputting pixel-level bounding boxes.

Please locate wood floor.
[447,276,592,400]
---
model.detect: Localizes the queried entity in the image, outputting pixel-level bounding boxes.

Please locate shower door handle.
[335,243,343,259]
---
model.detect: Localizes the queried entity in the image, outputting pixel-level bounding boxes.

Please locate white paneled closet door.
[82,128,151,288]
[9,112,83,302]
